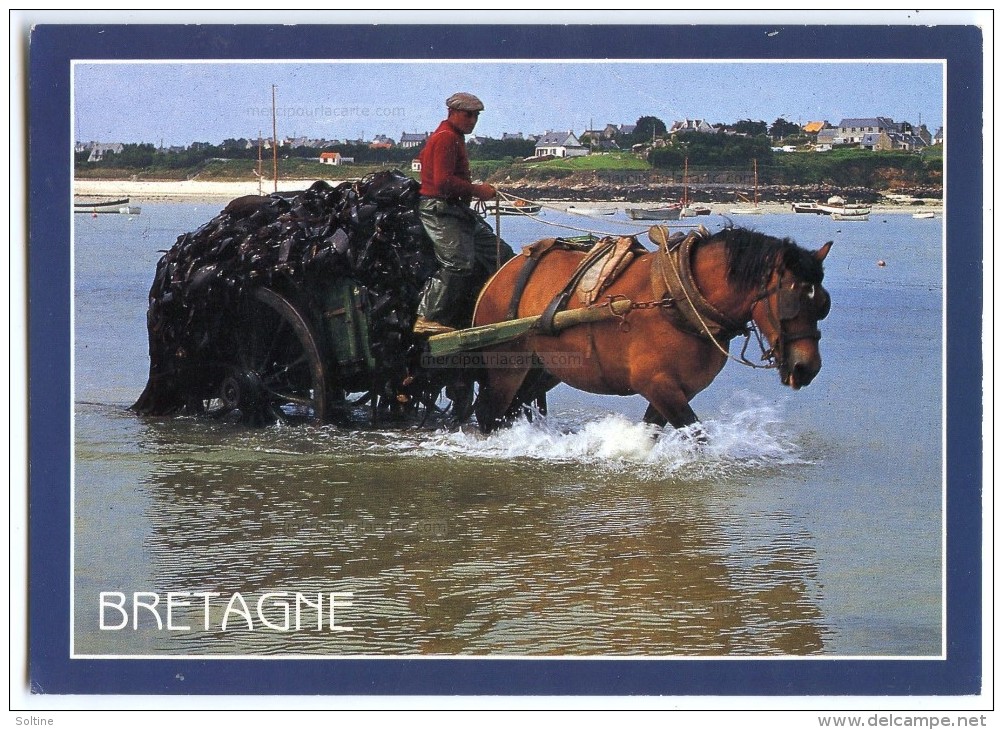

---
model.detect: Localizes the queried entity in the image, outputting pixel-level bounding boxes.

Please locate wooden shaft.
[425,298,633,357]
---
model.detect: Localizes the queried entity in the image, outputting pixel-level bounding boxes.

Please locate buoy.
[877,260,886,267]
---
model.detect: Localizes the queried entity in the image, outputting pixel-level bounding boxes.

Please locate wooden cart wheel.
[230,287,329,425]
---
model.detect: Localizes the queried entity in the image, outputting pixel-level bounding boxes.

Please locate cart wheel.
[231,287,329,425]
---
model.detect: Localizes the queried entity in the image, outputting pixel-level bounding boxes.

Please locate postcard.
[20,13,986,708]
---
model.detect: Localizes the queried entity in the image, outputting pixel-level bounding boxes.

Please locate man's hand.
[472,183,497,201]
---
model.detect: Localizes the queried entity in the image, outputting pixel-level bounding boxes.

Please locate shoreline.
[73,179,944,215]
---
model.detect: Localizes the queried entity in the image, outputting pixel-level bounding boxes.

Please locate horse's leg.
[475,364,532,433]
[640,381,707,441]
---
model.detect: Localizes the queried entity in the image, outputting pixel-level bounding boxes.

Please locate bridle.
[749,268,831,367]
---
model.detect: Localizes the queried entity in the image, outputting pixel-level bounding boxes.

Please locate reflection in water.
[75,403,829,657]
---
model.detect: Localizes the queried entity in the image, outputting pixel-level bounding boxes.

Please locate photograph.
[18,12,987,711]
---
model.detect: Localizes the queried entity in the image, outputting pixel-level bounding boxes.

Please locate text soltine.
[99,591,353,632]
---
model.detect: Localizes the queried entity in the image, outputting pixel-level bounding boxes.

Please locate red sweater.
[419,120,479,203]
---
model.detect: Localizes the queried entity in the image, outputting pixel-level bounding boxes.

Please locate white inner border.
[67,57,948,664]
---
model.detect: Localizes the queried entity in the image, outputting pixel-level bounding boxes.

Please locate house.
[86,142,124,162]
[859,132,885,151]
[400,132,429,149]
[411,158,422,173]
[369,135,394,149]
[814,128,840,151]
[501,132,524,141]
[669,119,715,135]
[802,121,828,135]
[533,131,588,158]
[319,151,354,165]
[933,126,944,145]
[836,117,897,144]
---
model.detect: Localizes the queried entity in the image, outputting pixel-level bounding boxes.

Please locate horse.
[469,225,832,434]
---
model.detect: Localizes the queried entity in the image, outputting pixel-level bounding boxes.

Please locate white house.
[319,152,354,165]
[669,119,715,135]
[400,132,429,149]
[534,131,588,158]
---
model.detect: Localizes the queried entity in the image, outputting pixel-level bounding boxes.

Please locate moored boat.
[912,212,936,219]
[74,204,142,215]
[74,197,130,208]
[567,205,617,216]
[626,206,682,221]
[831,212,869,221]
[479,199,542,215]
[817,195,871,216]
[792,202,825,214]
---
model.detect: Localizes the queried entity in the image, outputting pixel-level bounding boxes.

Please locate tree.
[626,116,667,146]
[730,119,769,137]
[769,117,801,141]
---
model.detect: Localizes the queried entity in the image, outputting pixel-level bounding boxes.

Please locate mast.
[683,157,689,207]
[257,131,263,196]
[753,158,758,207]
[271,84,278,193]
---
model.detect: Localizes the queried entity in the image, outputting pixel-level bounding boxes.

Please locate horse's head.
[750,240,833,389]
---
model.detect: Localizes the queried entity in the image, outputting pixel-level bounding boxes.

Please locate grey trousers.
[416,197,515,327]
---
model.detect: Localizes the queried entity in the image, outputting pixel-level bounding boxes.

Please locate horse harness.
[503,225,828,371]
[505,235,646,334]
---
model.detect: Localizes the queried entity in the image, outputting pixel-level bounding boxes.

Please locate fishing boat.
[74,204,142,215]
[479,199,542,215]
[74,197,130,208]
[625,206,682,221]
[817,196,871,216]
[792,202,825,214]
[729,159,764,215]
[73,196,141,215]
[912,212,936,219]
[831,212,869,221]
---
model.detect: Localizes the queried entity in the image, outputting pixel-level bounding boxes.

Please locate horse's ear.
[816,241,833,262]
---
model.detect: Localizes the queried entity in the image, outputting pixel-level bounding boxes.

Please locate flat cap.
[446,92,485,112]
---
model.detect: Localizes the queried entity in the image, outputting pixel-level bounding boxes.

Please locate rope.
[493,189,698,239]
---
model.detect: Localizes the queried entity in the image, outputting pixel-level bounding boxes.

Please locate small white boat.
[680,204,711,217]
[567,205,617,216]
[478,200,542,215]
[832,212,869,221]
[818,195,871,216]
[912,212,936,219]
[729,206,763,215]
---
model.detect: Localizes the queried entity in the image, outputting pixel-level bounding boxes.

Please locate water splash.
[402,391,810,478]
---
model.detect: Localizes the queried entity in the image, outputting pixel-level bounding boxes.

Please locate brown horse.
[470,226,832,433]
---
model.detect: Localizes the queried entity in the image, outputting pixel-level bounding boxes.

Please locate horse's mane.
[710,227,824,290]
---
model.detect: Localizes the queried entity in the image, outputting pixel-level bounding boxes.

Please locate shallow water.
[72,202,943,657]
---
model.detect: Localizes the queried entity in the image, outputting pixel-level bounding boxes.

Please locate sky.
[73,60,944,148]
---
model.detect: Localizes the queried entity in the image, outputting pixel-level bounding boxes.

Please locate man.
[412,92,515,335]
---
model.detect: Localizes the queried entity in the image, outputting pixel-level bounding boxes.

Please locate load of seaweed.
[132,170,444,421]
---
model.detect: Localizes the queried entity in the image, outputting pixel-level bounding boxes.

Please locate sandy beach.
[73,178,944,216]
